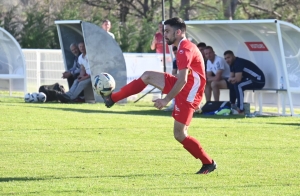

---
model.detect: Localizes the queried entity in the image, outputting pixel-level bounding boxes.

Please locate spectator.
[204,46,230,102]
[224,50,265,114]
[62,43,81,88]
[57,41,92,103]
[196,42,207,71]
[102,19,115,39]
[150,22,170,54]
[164,46,178,111]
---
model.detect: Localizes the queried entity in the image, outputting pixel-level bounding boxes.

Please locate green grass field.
[0,97,299,196]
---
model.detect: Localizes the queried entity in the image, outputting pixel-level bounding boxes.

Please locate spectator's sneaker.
[231,104,238,110]
[73,97,85,103]
[100,92,115,108]
[231,108,245,115]
[57,93,71,103]
[196,160,217,174]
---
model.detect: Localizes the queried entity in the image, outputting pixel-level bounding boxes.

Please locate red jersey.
[154,32,170,54]
[176,39,206,106]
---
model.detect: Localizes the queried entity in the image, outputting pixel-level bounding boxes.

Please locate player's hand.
[152,98,168,110]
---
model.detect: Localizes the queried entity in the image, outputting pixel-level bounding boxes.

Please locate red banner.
[245,42,268,51]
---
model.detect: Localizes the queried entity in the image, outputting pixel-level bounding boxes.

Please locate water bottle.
[280,76,284,89]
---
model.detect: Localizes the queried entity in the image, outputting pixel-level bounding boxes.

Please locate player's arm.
[164,68,188,102]
[172,68,178,76]
[150,36,156,50]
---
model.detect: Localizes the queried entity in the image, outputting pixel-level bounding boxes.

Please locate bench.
[0,74,27,96]
[245,88,288,115]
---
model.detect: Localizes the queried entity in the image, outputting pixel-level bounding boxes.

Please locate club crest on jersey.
[179,50,184,54]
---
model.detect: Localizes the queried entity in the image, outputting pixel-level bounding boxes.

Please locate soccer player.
[102,17,217,174]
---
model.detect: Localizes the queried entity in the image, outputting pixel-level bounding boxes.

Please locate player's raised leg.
[101,71,166,108]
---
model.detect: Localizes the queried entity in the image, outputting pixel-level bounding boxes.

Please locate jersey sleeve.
[176,48,192,70]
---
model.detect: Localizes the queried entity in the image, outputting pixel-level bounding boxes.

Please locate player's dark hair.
[205,46,214,51]
[197,42,206,48]
[224,50,234,56]
[172,46,177,51]
[102,19,111,24]
[164,17,186,33]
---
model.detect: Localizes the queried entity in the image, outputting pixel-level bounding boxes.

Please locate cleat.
[196,160,217,174]
[100,92,115,108]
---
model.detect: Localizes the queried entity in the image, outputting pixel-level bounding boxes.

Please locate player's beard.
[166,32,176,45]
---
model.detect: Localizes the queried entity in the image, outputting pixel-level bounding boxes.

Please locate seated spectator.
[204,46,230,102]
[196,42,207,71]
[224,50,265,114]
[62,43,81,87]
[57,41,91,103]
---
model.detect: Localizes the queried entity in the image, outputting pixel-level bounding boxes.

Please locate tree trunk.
[180,0,190,20]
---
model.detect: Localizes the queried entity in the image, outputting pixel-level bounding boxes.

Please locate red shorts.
[162,73,204,126]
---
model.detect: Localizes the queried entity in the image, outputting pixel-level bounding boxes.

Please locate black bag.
[38,83,65,102]
[201,101,231,115]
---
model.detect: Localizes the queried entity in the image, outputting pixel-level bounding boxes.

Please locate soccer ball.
[30,92,39,103]
[37,92,47,102]
[24,93,32,103]
[93,73,116,96]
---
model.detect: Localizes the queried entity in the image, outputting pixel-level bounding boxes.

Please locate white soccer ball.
[93,73,116,96]
[24,93,32,103]
[30,92,39,103]
[37,92,47,102]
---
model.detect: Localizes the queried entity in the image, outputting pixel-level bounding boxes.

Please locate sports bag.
[38,83,65,102]
[201,101,231,115]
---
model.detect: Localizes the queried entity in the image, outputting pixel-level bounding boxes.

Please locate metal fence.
[22,49,69,93]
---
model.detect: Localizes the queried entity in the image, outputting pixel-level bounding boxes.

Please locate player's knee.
[140,71,152,82]
[173,130,187,142]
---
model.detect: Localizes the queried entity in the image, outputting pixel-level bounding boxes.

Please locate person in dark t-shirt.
[224,50,265,114]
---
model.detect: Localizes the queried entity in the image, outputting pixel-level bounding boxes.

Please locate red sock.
[181,136,213,164]
[111,78,147,102]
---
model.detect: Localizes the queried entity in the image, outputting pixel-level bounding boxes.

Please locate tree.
[222,0,238,20]
[0,6,21,41]
[237,0,300,26]
[20,4,56,48]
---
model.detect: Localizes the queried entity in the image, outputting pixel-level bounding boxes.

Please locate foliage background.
[0,0,300,52]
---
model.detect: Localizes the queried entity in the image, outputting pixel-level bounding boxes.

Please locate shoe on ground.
[100,92,115,108]
[231,108,245,115]
[56,93,71,103]
[196,160,217,174]
[231,104,238,110]
[73,97,85,103]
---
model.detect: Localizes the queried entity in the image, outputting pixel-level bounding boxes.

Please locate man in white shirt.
[57,41,91,103]
[101,19,115,39]
[204,46,230,101]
